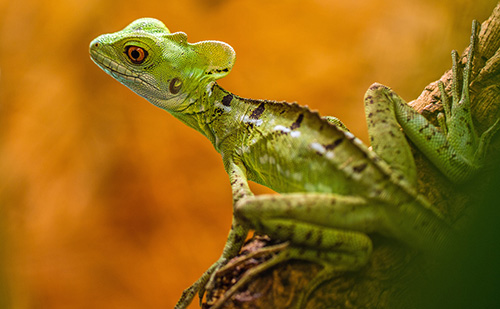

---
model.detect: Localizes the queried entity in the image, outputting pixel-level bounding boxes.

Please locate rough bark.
[203,3,500,308]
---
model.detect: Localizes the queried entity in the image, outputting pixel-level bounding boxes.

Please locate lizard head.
[90,18,235,111]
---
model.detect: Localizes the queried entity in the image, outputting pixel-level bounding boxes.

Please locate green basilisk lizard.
[90,18,499,308]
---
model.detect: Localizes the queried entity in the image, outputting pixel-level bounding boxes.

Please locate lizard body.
[90,18,499,308]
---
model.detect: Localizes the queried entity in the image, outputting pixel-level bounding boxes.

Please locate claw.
[461,20,479,107]
[451,50,460,108]
[437,81,450,135]
[175,272,210,309]
[175,257,230,309]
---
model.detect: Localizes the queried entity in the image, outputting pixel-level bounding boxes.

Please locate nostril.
[94,42,100,47]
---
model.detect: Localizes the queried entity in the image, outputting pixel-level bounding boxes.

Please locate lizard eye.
[125,46,148,64]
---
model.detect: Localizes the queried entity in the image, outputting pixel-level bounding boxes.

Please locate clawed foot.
[176,253,242,309]
[175,260,223,309]
[436,20,478,136]
[436,20,500,179]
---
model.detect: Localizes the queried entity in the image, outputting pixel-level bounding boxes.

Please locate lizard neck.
[169,81,252,154]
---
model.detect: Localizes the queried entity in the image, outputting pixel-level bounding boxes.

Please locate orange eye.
[126,46,148,64]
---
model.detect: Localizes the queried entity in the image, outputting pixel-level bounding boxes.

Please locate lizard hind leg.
[209,193,376,307]
[208,233,372,309]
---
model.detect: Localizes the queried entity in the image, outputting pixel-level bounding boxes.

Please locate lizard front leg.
[175,161,252,309]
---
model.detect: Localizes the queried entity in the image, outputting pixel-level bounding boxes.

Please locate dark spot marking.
[324,138,344,151]
[305,231,312,241]
[250,103,266,119]
[222,94,233,107]
[212,107,225,118]
[290,114,304,130]
[316,232,323,247]
[353,163,368,173]
[333,241,344,250]
[206,67,230,75]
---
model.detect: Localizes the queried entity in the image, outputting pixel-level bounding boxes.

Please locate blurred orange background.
[0,0,497,308]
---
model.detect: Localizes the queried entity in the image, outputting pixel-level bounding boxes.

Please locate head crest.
[124,18,170,34]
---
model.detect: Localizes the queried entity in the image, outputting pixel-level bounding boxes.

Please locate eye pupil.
[131,50,140,59]
[126,46,147,64]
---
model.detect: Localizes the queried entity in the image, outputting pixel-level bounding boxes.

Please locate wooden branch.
[204,3,500,308]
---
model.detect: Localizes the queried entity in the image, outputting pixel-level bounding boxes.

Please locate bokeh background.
[0,0,498,308]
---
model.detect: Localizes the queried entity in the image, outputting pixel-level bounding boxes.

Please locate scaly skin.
[90,19,499,308]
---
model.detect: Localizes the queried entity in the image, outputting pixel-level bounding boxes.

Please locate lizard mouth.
[90,48,163,95]
[90,50,136,79]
